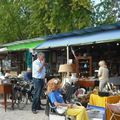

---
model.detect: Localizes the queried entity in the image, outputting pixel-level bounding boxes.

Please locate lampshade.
[58,64,73,73]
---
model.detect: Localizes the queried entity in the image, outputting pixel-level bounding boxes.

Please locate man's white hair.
[37,52,45,57]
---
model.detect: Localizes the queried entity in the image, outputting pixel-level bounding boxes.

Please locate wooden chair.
[107,103,120,120]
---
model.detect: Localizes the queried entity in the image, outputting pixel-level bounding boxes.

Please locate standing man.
[32,52,46,114]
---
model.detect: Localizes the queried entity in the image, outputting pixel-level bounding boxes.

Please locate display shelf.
[76,56,92,77]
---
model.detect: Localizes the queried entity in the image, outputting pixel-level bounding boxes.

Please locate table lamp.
[58,64,73,85]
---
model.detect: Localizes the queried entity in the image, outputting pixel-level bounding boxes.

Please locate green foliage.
[91,0,119,26]
[0,0,92,44]
[0,0,28,43]
[0,0,119,44]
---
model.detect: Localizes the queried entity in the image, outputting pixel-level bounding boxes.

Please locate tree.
[91,0,120,26]
[0,0,93,44]
[0,0,29,43]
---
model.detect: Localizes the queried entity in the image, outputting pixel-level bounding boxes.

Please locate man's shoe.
[41,103,46,106]
[32,110,37,114]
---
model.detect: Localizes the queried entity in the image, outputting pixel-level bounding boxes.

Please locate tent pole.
[67,45,69,64]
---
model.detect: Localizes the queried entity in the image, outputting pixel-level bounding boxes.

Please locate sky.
[92,0,101,5]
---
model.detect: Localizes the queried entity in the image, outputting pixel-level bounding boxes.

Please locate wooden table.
[76,79,99,88]
[89,94,120,120]
[0,84,14,111]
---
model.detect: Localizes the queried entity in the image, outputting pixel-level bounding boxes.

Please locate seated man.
[24,68,32,81]
[47,78,89,120]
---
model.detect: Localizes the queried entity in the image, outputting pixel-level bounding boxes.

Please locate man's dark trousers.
[32,78,44,111]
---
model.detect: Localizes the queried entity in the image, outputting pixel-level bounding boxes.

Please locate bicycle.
[10,78,32,110]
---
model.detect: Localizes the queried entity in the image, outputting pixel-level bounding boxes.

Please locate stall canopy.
[7,40,44,51]
[0,47,8,52]
[2,38,45,51]
[36,23,120,49]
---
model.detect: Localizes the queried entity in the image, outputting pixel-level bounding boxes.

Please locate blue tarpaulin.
[36,29,120,49]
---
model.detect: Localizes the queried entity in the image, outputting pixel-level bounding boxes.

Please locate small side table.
[0,84,14,111]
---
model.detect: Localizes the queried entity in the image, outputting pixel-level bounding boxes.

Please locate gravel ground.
[0,99,48,120]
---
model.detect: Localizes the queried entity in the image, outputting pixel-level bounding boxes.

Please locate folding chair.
[107,103,120,120]
[45,96,66,120]
[45,96,76,120]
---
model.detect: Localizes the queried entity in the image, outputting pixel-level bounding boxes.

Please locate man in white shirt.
[32,52,46,114]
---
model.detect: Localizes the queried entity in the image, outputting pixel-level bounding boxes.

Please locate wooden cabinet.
[76,56,92,77]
